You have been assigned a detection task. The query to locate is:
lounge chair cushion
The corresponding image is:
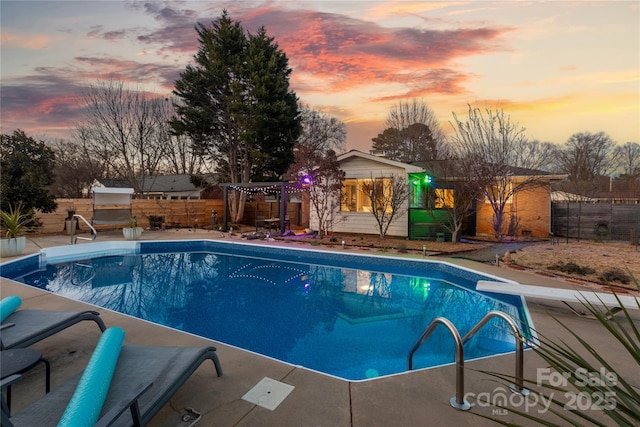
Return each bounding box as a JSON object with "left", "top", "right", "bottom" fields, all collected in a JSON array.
[
  {"left": 1, "top": 309, "right": 106, "bottom": 350},
  {"left": 0, "top": 296, "right": 22, "bottom": 323},
  {"left": 7, "top": 345, "right": 221, "bottom": 427},
  {"left": 58, "top": 327, "right": 125, "bottom": 427}
]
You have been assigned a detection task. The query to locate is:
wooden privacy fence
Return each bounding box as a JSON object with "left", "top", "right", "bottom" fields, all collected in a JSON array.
[
  {"left": 36, "top": 199, "right": 304, "bottom": 234},
  {"left": 551, "top": 202, "right": 640, "bottom": 243}
]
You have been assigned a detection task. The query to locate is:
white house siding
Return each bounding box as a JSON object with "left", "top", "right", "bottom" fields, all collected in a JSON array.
[
  {"left": 336, "top": 212, "right": 407, "bottom": 237},
  {"left": 309, "top": 152, "right": 422, "bottom": 238}
]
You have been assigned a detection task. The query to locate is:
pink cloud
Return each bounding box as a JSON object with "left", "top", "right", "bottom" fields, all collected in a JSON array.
[
  {"left": 2, "top": 3, "right": 514, "bottom": 143},
  {"left": 1, "top": 32, "right": 49, "bottom": 49},
  {"left": 134, "top": 5, "right": 511, "bottom": 98}
]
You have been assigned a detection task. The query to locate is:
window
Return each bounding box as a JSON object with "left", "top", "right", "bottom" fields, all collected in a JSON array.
[
  {"left": 341, "top": 179, "right": 358, "bottom": 211},
  {"left": 341, "top": 178, "right": 391, "bottom": 212},
  {"left": 434, "top": 189, "right": 454, "bottom": 209},
  {"left": 485, "top": 182, "right": 513, "bottom": 204},
  {"left": 359, "top": 179, "right": 373, "bottom": 212},
  {"left": 410, "top": 181, "right": 426, "bottom": 208},
  {"left": 410, "top": 183, "right": 455, "bottom": 209},
  {"left": 369, "top": 178, "right": 392, "bottom": 213}
]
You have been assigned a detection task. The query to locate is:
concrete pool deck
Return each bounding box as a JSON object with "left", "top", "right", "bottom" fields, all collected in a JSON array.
[{"left": 1, "top": 230, "right": 638, "bottom": 426}]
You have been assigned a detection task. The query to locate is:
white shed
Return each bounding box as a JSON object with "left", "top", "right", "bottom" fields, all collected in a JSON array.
[{"left": 91, "top": 187, "right": 134, "bottom": 225}]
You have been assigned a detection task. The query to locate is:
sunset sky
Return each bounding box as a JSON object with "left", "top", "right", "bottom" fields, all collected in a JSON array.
[{"left": 1, "top": 1, "right": 638, "bottom": 153}]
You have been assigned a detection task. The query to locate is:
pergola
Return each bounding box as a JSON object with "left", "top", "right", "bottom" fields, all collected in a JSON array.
[{"left": 220, "top": 182, "right": 292, "bottom": 234}]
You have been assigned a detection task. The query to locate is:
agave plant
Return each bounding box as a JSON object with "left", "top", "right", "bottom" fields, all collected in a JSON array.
[
  {"left": 0, "top": 203, "right": 32, "bottom": 239},
  {"left": 474, "top": 274, "right": 640, "bottom": 426}
]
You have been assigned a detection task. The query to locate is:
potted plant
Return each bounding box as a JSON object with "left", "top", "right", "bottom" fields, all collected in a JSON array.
[
  {"left": 65, "top": 205, "right": 78, "bottom": 234},
  {"left": 65, "top": 205, "right": 76, "bottom": 219},
  {"left": 0, "top": 204, "right": 31, "bottom": 257},
  {"left": 122, "top": 216, "right": 143, "bottom": 240}
]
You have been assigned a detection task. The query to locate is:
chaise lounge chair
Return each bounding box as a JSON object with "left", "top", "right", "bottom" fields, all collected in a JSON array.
[
  {"left": 1, "top": 327, "right": 223, "bottom": 427},
  {"left": 1, "top": 298, "right": 107, "bottom": 350}
]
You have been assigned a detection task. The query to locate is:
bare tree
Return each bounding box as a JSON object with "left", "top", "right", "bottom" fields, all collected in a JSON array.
[
  {"left": 295, "top": 104, "right": 345, "bottom": 154},
  {"left": 556, "top": 131, "right": 617, "bottom": 179},
  {"left": 286, "top": 105, "right": 346, "bottom": 236},
  {"left": 449, "top": 105, "right": 554, "bottom": 239},
  {"left": 50, "top": 136, "right": 105, "bottom": 197},
  {"left": 157, "top": 97, "right": 206, "bottom": 175},
  {"left": 77, "top": 79, "right": 169, "bottom": 195},
  {"left": 551, "top": 131, "right": 618, "bottom": 197},
  {"left": 419, "top": 160, "right": 482, "bottom": 242},
  {"left": 297, "top": 149, "right": 345, "bottom": 237},
  {"left": 613, "top": 142, "right": 640, "bottom": 176},
  {"left": 360, "top": 174, "right": 410, "bottom": 239},
  {"left": 372, "top": 98, "right": 449, "bottom": 162}
]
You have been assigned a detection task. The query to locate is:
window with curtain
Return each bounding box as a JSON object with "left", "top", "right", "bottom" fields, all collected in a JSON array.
[
  {"left": 341, "top": 178, "right": 394, "bottom": 212},
  {"left": 434, "top": 189, "right": 454, "bottom": 208},
  {"left": 341, "top": 178, "right": 392, "bottom": 212},
  {"left": 410, "top": 185, "right": 455, "bottom": 209}
]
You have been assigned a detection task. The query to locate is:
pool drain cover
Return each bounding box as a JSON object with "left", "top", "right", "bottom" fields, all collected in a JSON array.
[{"left": 242, "top": 377, "right": 295, "bottom": 411}]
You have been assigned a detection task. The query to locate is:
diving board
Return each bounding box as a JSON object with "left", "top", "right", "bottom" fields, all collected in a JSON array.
[{"left": 476, "top": 281, "right": 639, "bottom": 318}]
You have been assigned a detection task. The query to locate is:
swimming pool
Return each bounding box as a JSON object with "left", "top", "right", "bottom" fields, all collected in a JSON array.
[{"left": 1, "top": 240, "right": 534, "bottom": 381}]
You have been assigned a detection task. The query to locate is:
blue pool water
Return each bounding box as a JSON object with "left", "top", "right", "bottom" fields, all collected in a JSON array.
[{"left": 1, "top": 240, "right": 533, "bottom": 381}]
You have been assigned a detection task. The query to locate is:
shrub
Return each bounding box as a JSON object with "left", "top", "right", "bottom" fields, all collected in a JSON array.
[
  {"left": 0, "top": 203, "right": 32, "bottom": 238},
  {"left": 599, "top": 268, "right": 630, "bottom": 284},
  {"left": 548, "top": 261, "right": 595, "bottom": 276}
]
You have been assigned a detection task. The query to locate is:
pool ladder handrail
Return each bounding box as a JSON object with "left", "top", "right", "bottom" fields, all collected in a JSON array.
[
  {"left": 406, "top": 310, "right": 528, "bottom": 411},
  {"left": 71, "top": 262, "right": 95, "bottom": 286},
  {"left": 69, "top": 214, "right": 97, "bottom": 245},
  {"left": 407, "top": 317, "right": 470, "bottom": 410},
  {"left": 461, "top": 311, "right": 529, "bottom": 396}
]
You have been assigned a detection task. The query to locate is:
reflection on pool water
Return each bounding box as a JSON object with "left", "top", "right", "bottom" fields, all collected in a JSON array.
[{"left": 1, "top": 240, "right": 533, "bottom": 381}]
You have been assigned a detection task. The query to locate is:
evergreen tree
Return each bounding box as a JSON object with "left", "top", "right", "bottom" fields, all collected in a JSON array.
[
  {"left": 0, "top": 129, "right": 57, "bottom": 213},
  {"left": 172, "top": 11, "right": 300, "bottom": 222},
  {"left": 372, "top": 99, "right": 447, "bottom": 162}
]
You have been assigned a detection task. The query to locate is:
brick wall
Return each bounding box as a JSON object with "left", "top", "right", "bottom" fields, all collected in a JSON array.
[{"left": 475, "top": 184, "right": 551, "bottom": 238}]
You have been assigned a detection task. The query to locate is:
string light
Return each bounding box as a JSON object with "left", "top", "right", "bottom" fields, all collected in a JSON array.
[{"left": 228, "top": 184, "right": 310, "bottom": 194}]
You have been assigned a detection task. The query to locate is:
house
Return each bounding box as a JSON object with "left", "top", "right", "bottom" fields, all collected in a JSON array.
[
  {"left": 473, "top": 171, "right": 565, "bottom": 238},
  {"left": 315, "top": 150, "right": 423, "bottom": 237},
  {"left": 320, "top": 150, "right": 565, "bottom": 240},
  {"left": 93, "top": 174, "right": 219, "bottom": 200}
]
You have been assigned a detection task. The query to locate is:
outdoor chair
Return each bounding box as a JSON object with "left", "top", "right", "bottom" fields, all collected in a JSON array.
[
  {"left": 0, "top": 296, "right": 107, "bottom": 350},
  {"left": 1, "top": 326, "right": 223, "bottom": 427},
  {"left": 255, "top": 216, "right": 266, "bottom": 231}
]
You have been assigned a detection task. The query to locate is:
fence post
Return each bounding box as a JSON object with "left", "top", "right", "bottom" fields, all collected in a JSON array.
[
  {"left": 577, "top": 201, "right": 581, "bottom": 240},
  {"left": 565, "top": 201, "right": 569, "bottom": 243}
]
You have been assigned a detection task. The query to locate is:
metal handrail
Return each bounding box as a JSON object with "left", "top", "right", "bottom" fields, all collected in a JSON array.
[
  {"left": 70, "top": 214, "right": 97, "bottom": 244},
  {"left": 461, "top": 310, "right": 529, "bottom": 395},
  {"left": 407, "top": 311, "right": 529, "bottom": 411},
  {"left": 407, "top": 317, "right": 470, "bottom": 410},
  {"left": 70, "top": 262, "right": 95, "bottom": 286}
]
